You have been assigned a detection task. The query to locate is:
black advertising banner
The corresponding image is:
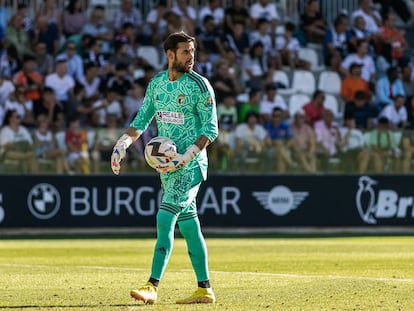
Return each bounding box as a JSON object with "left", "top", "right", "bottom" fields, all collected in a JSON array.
[{"left": 0, "top": 174, "right": 414, "bottom": 228}]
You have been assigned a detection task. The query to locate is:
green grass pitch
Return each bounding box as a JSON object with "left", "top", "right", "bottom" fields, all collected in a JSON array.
[{"left": 1, "top": 234, "right": 414, "bottom": 310}]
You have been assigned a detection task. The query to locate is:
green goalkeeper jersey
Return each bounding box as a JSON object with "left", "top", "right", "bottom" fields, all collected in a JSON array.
[{"left": 130, "top": 70, "right": 218, "bottom": 179}]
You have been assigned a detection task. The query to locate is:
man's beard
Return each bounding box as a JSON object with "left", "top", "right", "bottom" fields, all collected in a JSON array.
[{"left": 172, "top": 59, "right": 191, "bottom": 73}]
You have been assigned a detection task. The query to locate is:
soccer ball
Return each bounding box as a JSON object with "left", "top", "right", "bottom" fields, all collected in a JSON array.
[{"left": 144, "top": 136, "right": 177, "bottom": 170}]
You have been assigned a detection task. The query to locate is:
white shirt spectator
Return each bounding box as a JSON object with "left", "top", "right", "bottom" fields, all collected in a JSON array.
[
  {"left": 339, "top": 127, "right": 365, "bottom": 152},
  {"left": 341, "top": 53, "right": 376, "bottom": 82},
  {"left": 92, "top": 99, "right": 123, "bottom": 126},
  {"left": 275, "top": 35, "right": 301, "bottom": 56},
  {"left": 0, "top": 78, "right": 15, "bottom": 106},
  {"left": 78, "top": 76, "right": 101, "bottom": 100},
  {"left": 379, "top": 105, "right": 408, "bottom": 127},
  {"left": 249, "top": 31, "right": 273, "bottom": 55},
  {"left": 0, "top": 125, "right": 33, "bottom": 155},
  {"left": 199, "top": 5, "right": 224, "bottom": 27},
  {"left": 260, "top": 94, "right": 288, "bottom": 116},
  {"left": 145, "top": 8, "right": 167, "bottom": 37},
  {"left": 45, "top": 73, "right": 75, "bottom": 102},
  {"left": 235, "top": 123, "right": 268, "bottom": 142},
  {"left": 4, "top": 99, "right": 33, "bottom": 121},
  {"left": 351, "top": 8, "right": 381, "bottom": 35},
  {"left": 249, "top": 2, "right": 279, "bottom": 22}
]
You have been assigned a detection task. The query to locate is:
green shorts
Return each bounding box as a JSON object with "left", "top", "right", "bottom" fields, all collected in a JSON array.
[{"left": 159, "top": 161, "right": 203, "bottom": 221}]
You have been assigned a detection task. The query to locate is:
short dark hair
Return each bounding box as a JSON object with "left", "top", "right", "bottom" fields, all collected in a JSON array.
[{"left": 163, "top": 31, "right": 195, "bottom": 52}]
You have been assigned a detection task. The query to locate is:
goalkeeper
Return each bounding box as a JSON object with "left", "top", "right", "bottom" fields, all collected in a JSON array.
[{"left": 111, "top": 31, "right": 218, "bottom": 304}]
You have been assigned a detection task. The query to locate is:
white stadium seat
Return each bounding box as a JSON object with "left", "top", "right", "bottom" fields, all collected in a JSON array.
[
  {"left": 291, "top": 70, "right": 316, "bottom": 95},
  {"left": 318, "top": 70, "right": 342, "bottom": 95},
  {"left": 288, "top": 94, "right": 311, "bottom": 117},
  {"left": 324, "top": 94, "right": 342, "bottom": 119}
]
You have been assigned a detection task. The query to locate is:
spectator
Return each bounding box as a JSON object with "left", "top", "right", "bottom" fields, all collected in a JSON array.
[
  {"left": 375, "top": 66, "right": 405, "bottom": 109},
  {"left": 81, "top": 6, "right": 113, "bottom": 54},
  {"left": 35, "top": 0, "right": 63, "bottom": 36},
  {"left": 0, "top": 71, "right": 15, "bottom": 108},
  {"left": 341, "top": 39, "right": 376, "bottom": 83},
  {"left": 33, "top": 42, "right": 54, "bottom": 77},
  {"left": 314, "top": 109, "right": 342, "bottom": 172},
  {"left": 249, "top": 18, "right": 273, "bottom": 56},
  {"left": 91, "top": 87, "right": 123, "bottom": 127},
  {"left": 340, "top": 62, "right": 370, "bottom": 103},
  {"left": 222, "top": 21, "right": 250, "bottom": 59},
  {"left": 114, "top": 22, "right": 138, "bottom": 56},
  {"left": 45, "top": 58, "right": 75, "bottom": 106},
  {"left": 373, "top": 0, "right": 413, "bottom": 25},
  {"left": 5, "top": 13, "right": 30, "bottom": 57},
  {"left": 195, "top": 49, "right": 214, "bottom": 78},
  {"left": 0, "top": 109, "right": 38, "bottom": 173},
  {"left": 123, "top": 80, "right": 144, "bottom": 126},
  {"left": 359, "top": 116, "right": 398, "bottom": 173},
  {"left": 4, "top": 85, "right": 35, "bottom": 128},
  {"left": 33, "top": 113, "right": 71, "bottom": 174},
  {"left": 196, "top": 15, "right": 224, "bottom": 63},
  {"left": 33, "top": 87, "right": 64, "bottom": 131},
  {"left": 263, "top": 107, "right": 295, "bottom": 173},
  {"left": 62, "top": 0, "right": 88, "bottom": 38},
  {"left": 259, "top": 82, "right": 288, "bottom": 122},
  {"left": 378, "top": 94, "right": 408, "bottom": 129},
  {"left": 57, "top": 41, "right": 84, "bottom": 82},
  {"left": 0, "top": 44, "right": 22, "bottom": 79},
  {"left": 348, "top": 15, "right": 378, "bottom": 55},
  {"left": 351, "top": 0, "right": 382, "bottom": 35},
  {"left": 172, "top": 0, "right": 197, "bottom": 28},
  {"left": 338, "top": 113, "right": 365, "bottom": 172},
  {"left": 199, "top": 0, "right": 225, "bottom": 28},
  {"left": 77, "top": 62, "right": 102, "bottom": 106},
  {"left": 65, "top": 114, "right": 90, "bottom": 174},
  {"left": 300, "top": 0, "right": 327, "bottom": 44},
  {"left": 164, "top": 10, "right": 194, "bottom": 38},
  {"left": 113, "top": 0, "right": 142, "bottom": 36},
  {"left": 145, "top": 0, "right": 168, "bottom": 46},
  {"left": 65, "top": 83, "right": 93, "bottom": 127},
  {"left": 291, "top": 109, "right": 317, "bottom": 173},
  {"left": 275, "top": 21, "right": 310, "bottom": 71},
  {"left": 249, "top": 0, "right": 279, "bottom": 41},
  {"left": 29, "top": 15, "right": 60, "bottom": 56},
  {"left": 135, "top": 64, "right": 156, "bottom": 90},
  {"left": 210, "top": 59, "right": 242, "bottom": 104},
  {"left": 234, "top": 111, "right": 268, "bottom": 171},
  {"left": 13, "top": 54, "right": 43, "bottom": 105},
  {"left": 16, "top": 3, "right": 33, "bottom": 31},
  {"left": 323, "top": 13, "right": 351, "bottom": 72},
  {"left": 344, "top": 90, "right": 377, "bottom": 130},
  {"left": 224, "top": 0, "right": 250, "bottom": 33},
  {"left": 106, "top": 62, "right": 133, "bottom": 100},
  {"left": 303, "top": 90, "right": 325, "bottom": 127},
  {"left": 241, "top": 41, "right": 272, "bottom": 90},
  {"left": 83, "top": 38, "right": 109, "bottom": 75},
  {"left": 238, "top": 88, "right": 261, "bottom": 124}
]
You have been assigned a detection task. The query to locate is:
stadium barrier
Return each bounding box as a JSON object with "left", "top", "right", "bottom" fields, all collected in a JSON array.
[{"left": 0, "top": 174, "right": 413, "bottom": 228}]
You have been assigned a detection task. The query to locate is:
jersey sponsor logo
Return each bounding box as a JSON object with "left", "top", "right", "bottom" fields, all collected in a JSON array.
[
  {"left": 177, "top": 94, "right": 185, "bottom": 105},
  {"left": 157, "top": 111, "right": 184, "bottom": 124},
  {"left": 253, "top": 186, "right": 308, "bottom": 215},
  {"left": 356, "top": 175, "right": 414, "bottom": 224}
]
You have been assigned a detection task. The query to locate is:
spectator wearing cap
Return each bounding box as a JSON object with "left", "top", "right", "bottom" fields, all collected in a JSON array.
[
  {"left": 378, "top": 94, "right": 408, "bottom": 129},
  {"left": 13, "top": 54, "right": 43, "bottom": 104},
  {"left": 57, "top": 41, "right": 84, "bottom": 82},
  {"left": 376, "top": 66, "right": 405, "bottom": 109},
  {"left": 344, "top": 90, "right": 377, "bottom": 130},
  {"left": 340, "top": 62, "right": 370, "bottom": 103},
  {"left": 45, "top": 57, "right": 75, "bottom": 106},
  {"left": 260, "top": 82, "right": 288, "bottom": 123}
]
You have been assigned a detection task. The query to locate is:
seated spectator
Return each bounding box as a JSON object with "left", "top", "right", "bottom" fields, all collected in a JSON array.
[
  {"left": 57, "top": 40, "right": 84, "bottom": 82},
  {"left": 263, "top": 107, "right": 296, "bottom": 173},
  {"left": 249, "top": 18, "right": 272, "bottom": 56},
  {"left": 275, "top": 21, "right": 310, "bottom": 70},
  {"left": 77, "top": 62, "right": 102, "bottom": 105},
  {"left": 196, "top": 15, "right": 224, "bottom": 63},
  {"left": 91, "top": 87, "right": 123, "bottom": 127},
  {"left": 0, "top": 71, "right": 15, "bottom": 108},
  {"left": 259, "top": 82, "right": 288, "bottom": 122},
  {"left": 199, "top": 0, "right": 225, "bottom": 28},
  {"left": 224, "top": 0, "right": 250, "bottom": 33},
  {"left": 83, "top": 38, "right": 110, "bottom": 76},
  {"left": 0, "top": 44, "right": 22, "bottom": 79},
  {"left": 35, "top": 0, "right": 63, "bottom": 36},
  {"left": 91, "top": 113, "right": 124, "bottom": 173},
  {"left": 4, "top": 85, "right": 35, "bottom": 128},
  {"left": 300, "top": 0, "right": 327, "bottom": 44},
  {"left": 113, "top": 0, "right": 142, "bottom": 36},
  {"left": 344, "top": 90, "right": 377, "bottom": 130},
  {"left": 378, "top": 94, "right": 408, "bottom": 129},
  {"left": 172, "top": 0, "right": 197, "bottom": 30},
  {"left": 65, "top": 114, "right": 90, "bottom": 174},
  {"left": 340, "top": 62, "right": 370, "bottom": 103},
  {"left": 249, "top": 0, "right": 279, "bottom": 40},
  {"left": 33, "top": 114, "right": 71, "bottom": 174},
  {"left": 5, "top": 13, "right": 30, "bottom": 57},
  {"left": 351, "top": 0, "right": 382, "bottom": 35},
  {"left": 105, "top": 62, "right": 133, "bottom": 100},
  {"left": 222, "top": 21, "right": 250, "bottom": 59},
  {"left": 348, "top": 15, "right": 377, "bottom": 55},
  {"left": 238, "top": 88, "right": 261, "bottom": 124},
  {"left": 62, "top": 0, "right": 88, "bottom": 38},
  {"left": 314, "top": 109, "right": 342, "bottom": 171},
  {"left": 341, "top": 39, "right": 376, "bottom": 83},
  {"left": 45, "top": 57, "right": 75, "bottom": 106},
  {"left": 303, "top": 90, "right": 325, "bottom": 127},
  {"left": 164, "top": 10, "right": 194, "bottom": 38},
  {"left": 29, "top": 15, "right": 59, "bottom": 56},
  {"left": 359, "top": 117, "right": 398, "bottom": 173},
  {"left": 0, "top": 109, "right": 38, "bottom": 173},
  {"left": 376, "top": 66, "right": 405, "bottom": 109},
  {"left": 145, "top": 0, "right": 168, "bottom": 46},
  {"left": 111, "top": 34, "right": 135, "bottom": 70},
  {"left": 241, "top": 41, "right": 273, "bottom": 90},
  {"left": 33, "top": 42, "right": 54, "bottom": 77},
  {"left": 33, "top": 87, "right": 64, "bottom": 131},
  {"left": 13, "top": 54, "right": 43, "bottom": 105},
  {"left": 210, "top": 59, "right": 243, "bottom": 104},
  {"left": 338, "top": 113, "right": 365, "bottom": 172},
  {"left": 323, "top": 13, "right": 351, "bottom": 72},
  {"left": 81, "top": 6, "right": 113, "bottom": 54},
  {"left": 379, "top": 11, "right": 409, "bottom": 67},
  {"left": 234, "top": 111, "right": 268, "bottom": 172},
  {"left": 195, "top": 50, "right": 214, "bottom": 78},
  {"left": 291, "top": 109, "right": 317, "bottom": 173}
]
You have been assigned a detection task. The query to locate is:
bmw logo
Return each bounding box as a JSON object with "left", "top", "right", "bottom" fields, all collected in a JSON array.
[{"left": 27, "top": 183, "right": 61, "bottom": 220}]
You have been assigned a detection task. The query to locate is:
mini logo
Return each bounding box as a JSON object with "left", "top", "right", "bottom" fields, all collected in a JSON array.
[
  {"left": 206, "top": 95, "right": 213, "bottom": 106},
  {"left": 356, "top": 176, "right": 377, "bottom": 224},
  {"left": 253, "top": 186, "right": 309, "bottom": 215},
  {"left": 27, "top": 183, "right": 61, "bottom": 220},
  {"left": 177, "top": 94, "right": 185, "bottom": 105}
]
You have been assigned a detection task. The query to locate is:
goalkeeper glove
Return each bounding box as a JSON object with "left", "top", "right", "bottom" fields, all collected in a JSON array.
[
  {"left": 156, "top": 144, "right": 200, "bottom": 174},
  {"left": 111, "top": 134, "right": 132, "bottom": 175}
]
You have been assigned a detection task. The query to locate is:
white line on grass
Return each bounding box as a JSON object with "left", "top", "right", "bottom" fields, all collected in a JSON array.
[{"left": 2, "top": 263, "right": 414, "bottom": 284}]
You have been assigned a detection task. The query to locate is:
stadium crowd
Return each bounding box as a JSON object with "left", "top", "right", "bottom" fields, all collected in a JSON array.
[{"left": 1, "top": 0, "right": 414, "bottom": 174}]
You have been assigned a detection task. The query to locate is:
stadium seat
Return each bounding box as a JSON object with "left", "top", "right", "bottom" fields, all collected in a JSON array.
[
  {"left": 324, "top": 94, "right": 342, "bottom": 119},
  {"left": 298, "top": 47, "right": 325, "bottom": 72},
  {"left": 288, "top": 94, "right": 311, "bottom": 117},
  {"left": 291, "top": 70, "right": 316, "bottom": 95},
  {"left": 318, "top": 71, "right": 342, "bottom": 95},
  {"left": 136, "top": 46, "right": 164, "bottom": 70}
]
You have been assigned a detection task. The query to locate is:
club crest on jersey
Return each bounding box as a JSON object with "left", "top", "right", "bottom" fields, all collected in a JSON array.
[
  {"left": 177, "top": 94, "right": 185, "bottom": 105},
  {"left": 206, "top": 95, "right": 213, "bottom": 106}
]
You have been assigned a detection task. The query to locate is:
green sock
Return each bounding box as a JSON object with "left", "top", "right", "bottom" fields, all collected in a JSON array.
[
  {"left": 150, "top": 209, "right": 178, "bottom": 280},
  {"left": 178, "top": 217, "right": 209, "bottom": 282}
]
